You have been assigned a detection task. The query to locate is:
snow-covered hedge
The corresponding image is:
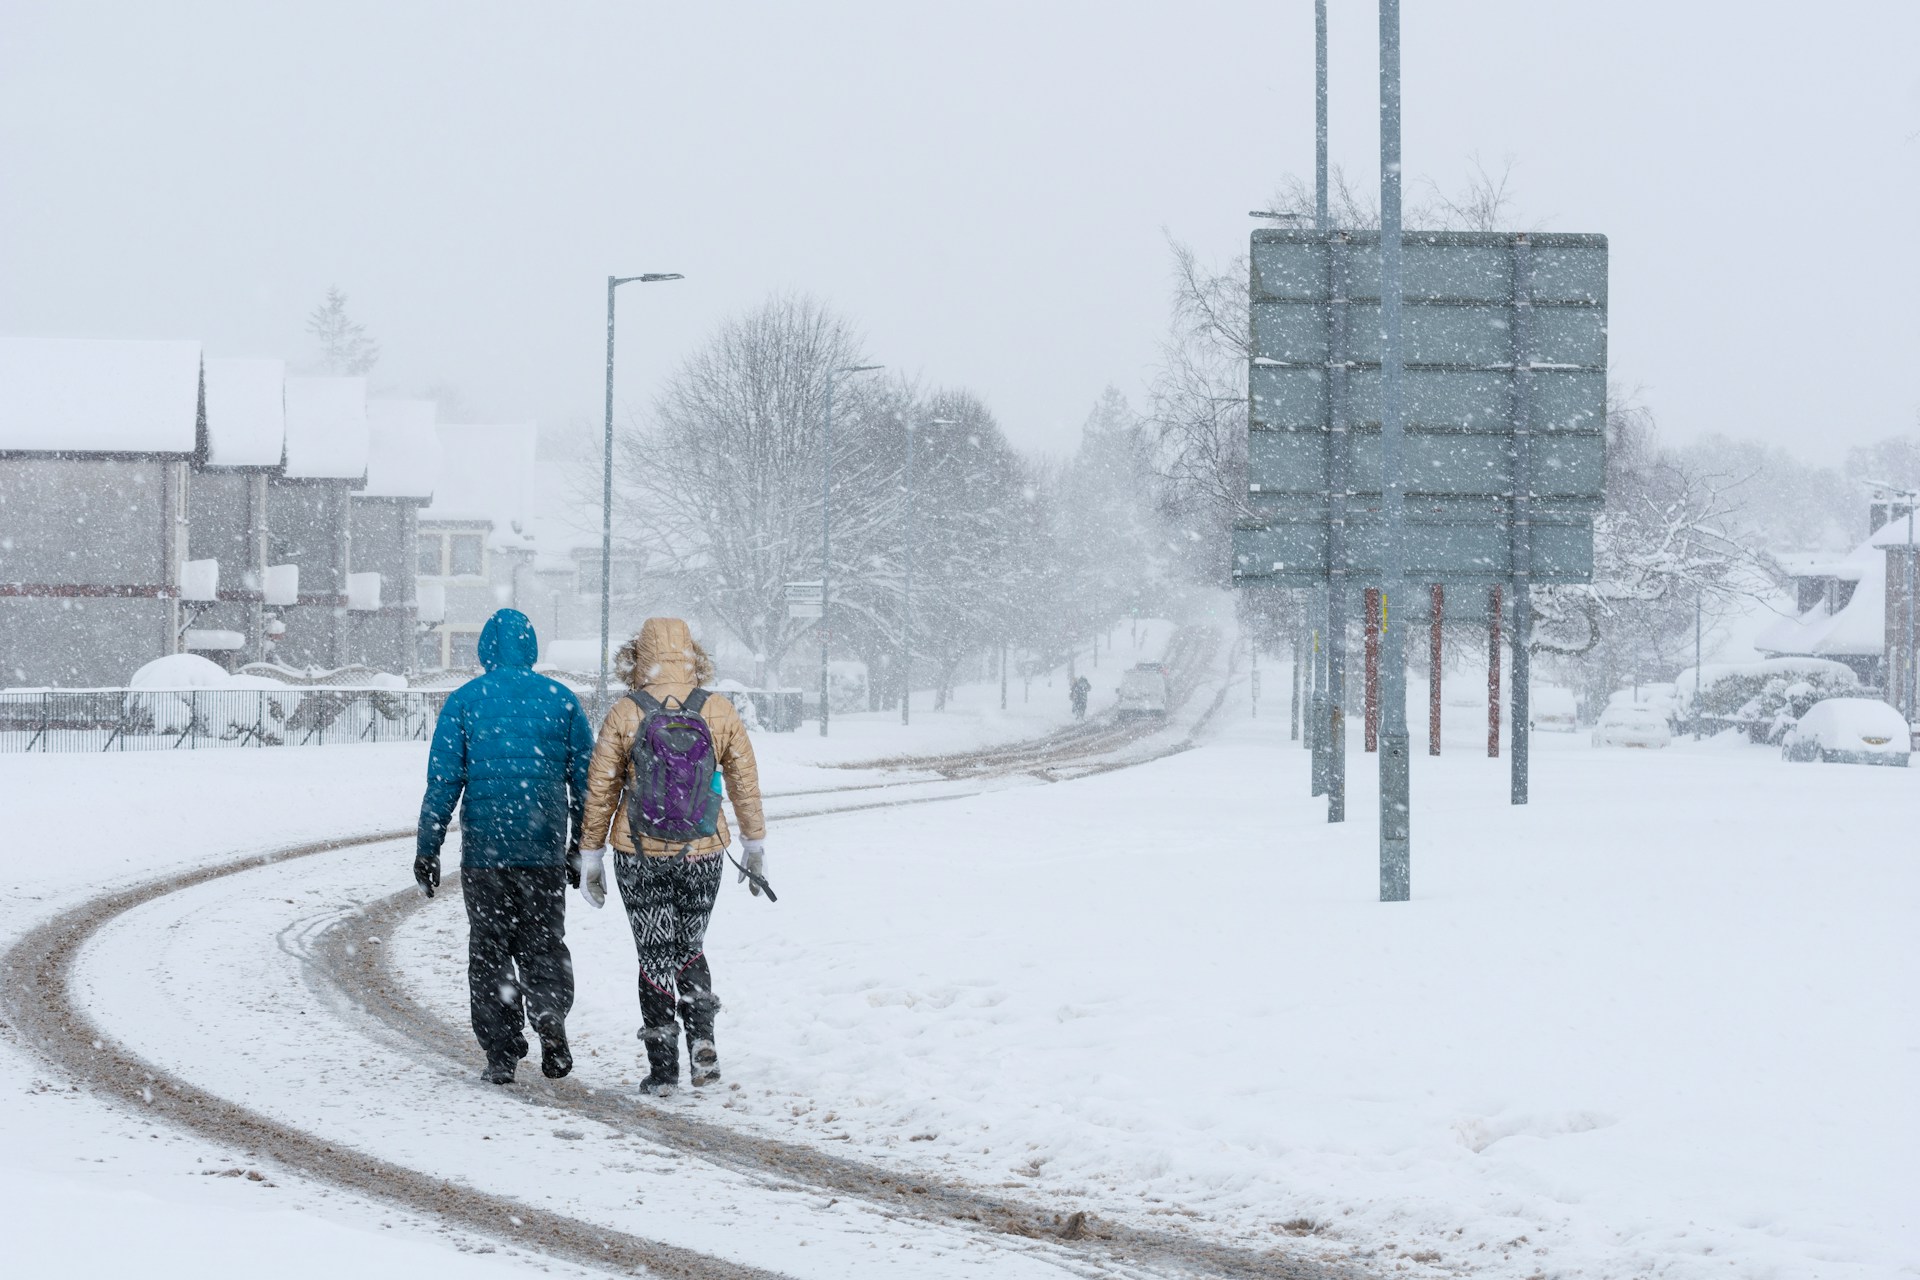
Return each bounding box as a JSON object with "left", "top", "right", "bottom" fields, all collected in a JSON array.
[{"left": 1675, "top": 657, "right": 1860, "bottom": 744}]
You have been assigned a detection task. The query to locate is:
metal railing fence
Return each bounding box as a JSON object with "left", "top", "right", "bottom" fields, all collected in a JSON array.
[{"left": 0, "top": 688, "right": 449, "bottom": 753}]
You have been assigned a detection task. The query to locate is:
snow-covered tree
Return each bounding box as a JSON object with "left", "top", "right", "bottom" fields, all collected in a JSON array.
[
  {"left": 1529, "top": 395, "right": 1753, "bottom": 705},
  {"left": 1053, "top": 388, "right": 1170, "bottom": 639}
]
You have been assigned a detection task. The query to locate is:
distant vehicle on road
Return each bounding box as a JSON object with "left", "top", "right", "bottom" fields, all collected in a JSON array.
[
  {"left": 1116, "top": 663, "right": 1169, "bottom": 719},
  {"left": 1780, "top": 698, "right": 1911, "bottom": 766},
  {"left": 1592, "top": 702, "right": 1672, "bottom": 749}
]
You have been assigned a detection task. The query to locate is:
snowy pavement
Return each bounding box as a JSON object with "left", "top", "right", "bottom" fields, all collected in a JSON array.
[{"left": 3, "top": 651, "right": 1916, "bottom": 1277}]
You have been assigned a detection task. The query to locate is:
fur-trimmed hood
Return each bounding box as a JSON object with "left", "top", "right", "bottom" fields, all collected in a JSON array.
[{"left": 616, "top": 617, "right": 715, "bottom": 691}]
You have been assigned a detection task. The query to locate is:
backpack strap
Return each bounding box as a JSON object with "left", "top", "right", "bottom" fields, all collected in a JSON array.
[
  {"left": 682, "top": 688, "right": 711, "bottom": 716},
  {"left": 627, "top": 689, "right": 664, "bottom": 715}
]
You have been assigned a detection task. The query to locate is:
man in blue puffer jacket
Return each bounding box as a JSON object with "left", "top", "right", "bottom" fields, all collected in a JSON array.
[{"left": 417, "top": 608, "right": 595, "bottom": 1084}]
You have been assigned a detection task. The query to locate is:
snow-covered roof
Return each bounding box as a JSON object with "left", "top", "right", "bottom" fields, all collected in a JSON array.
[
  {"left": 1771, "top": 551, "right": 1863, "bottom": 583},
  {"left": 421, "top": 423, "right": 538, "bottom": 550},
  {"left": 1756, "top": 531, "right": 1902, "bottom": 659},
  {"left": 0, "top": 336, "right": 202, "bottom": 455},
  {"left": 525, "top": 457, "right": 604, "bottom": 571},
  {"left": 360, "top": 399, "right": 442, "bottom": 500},
  {"left": 201, "top": 357, "right": 285, "bottom": 468},
  {"left": 282, "top": 376, "right": 369, "bottom": 480}
]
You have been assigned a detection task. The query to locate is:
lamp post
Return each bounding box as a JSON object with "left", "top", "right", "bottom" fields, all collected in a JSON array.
[
  {"left": 902, "top": 416, "right": 959, "bottom": 726},
  {"left": 818, "top": 363, "right": 883, "bottom": 737},
  {"left": 599, "top": 272, "right": 682, "bottom": 720}
]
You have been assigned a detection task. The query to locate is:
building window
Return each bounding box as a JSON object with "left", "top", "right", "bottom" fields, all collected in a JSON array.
[
  {"left": 449, "top": 534, "right": 484, "bottom": 577},
  {"left": 447, "top": 628, "right": 482, "bottom": 670},
  {"left": 417, "top": 535, "right": 442, "bottom": 575}
]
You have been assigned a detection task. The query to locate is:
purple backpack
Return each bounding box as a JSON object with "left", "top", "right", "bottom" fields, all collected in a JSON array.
[{"left": 624, "top": 688, "right": 724, "bottom": 845}]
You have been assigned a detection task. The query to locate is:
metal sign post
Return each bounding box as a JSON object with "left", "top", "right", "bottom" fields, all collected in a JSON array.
[
  {"left": 1377, "top": 0, "right": 1412, "bottom": 900},
  {"left": 1234, "top": 230, "right": 1605, "bottom": 893},
  {"left": 1237, "top": 0, "right": 1603, "bottom": 895}
]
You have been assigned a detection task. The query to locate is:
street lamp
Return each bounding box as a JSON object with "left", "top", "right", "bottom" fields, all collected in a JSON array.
[
  {"left": 902, "top": 416, "right": 959, "bottom": 726},
  {"left": 818, "top": 363, "right": 883, "bottom": 737},
  {"left": 599, "top": 272, "right": 682, "bottom": 720}
]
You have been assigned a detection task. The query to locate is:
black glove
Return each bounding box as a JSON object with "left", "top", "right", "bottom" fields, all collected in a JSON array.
[
  {"left": 565, "top": 843, "right": 582, "bottom": 889},
  {"left": 414, "top": 853, "right": 440, "bottom": 899}
]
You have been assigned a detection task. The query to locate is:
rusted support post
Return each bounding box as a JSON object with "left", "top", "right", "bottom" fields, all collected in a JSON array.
[
  {"left": 1363, "top": 586, "right": 1381, "bottom": 752},
  {"left": 1429, "top": 583, "right": 1443, "bottom": 755},
  {"left": 1488, "top": 583, "right": 1502, "bottom": 758}
]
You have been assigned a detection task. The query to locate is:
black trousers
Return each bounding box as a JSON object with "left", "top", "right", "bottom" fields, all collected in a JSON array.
[
  {"left": 614, "top": 851, "right": 722, "bottom": 1045},
  {"left": 461, "top": 866, "right": 574, "bottom": 1060}
]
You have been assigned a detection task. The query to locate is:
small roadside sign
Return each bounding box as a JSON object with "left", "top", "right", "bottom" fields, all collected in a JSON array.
[{"left": 786, "top": 580, "right": 824, "bottom": 620}]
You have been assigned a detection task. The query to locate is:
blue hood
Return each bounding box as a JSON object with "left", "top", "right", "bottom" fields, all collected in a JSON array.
[{"left": 477, "top": 609, "right": 539, "bottom": 671}]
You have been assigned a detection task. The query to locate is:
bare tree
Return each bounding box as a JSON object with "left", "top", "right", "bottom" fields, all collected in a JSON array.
[
  {"left": 1146, "top": 240, "right": 1251, "bottom": 582},
  {"left": 614, "top": 294, "right": 895, "bottom": 672}
]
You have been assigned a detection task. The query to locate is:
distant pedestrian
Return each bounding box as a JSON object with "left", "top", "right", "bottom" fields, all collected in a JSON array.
[
  {"left": 416, "top": 609, "right": 594, "bottom": 1085},
  {"left": 1070, "top": 674, "right": 1091, "bottom": 720},
  {"left": 576, "top": 617, "right": 767, "bottom": 1096}
]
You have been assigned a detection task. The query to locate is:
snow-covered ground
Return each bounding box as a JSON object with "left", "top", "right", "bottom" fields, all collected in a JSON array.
[{"left": 3, "top": 649, "right": 1915, "bottom": 1277}]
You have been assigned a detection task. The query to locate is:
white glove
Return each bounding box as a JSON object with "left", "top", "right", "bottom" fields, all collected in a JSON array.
[
  {"left": 739, "top": 840, "right": 766, "bottom": 897},
  {"left": 578, "top": 848, "right": 607, "bottom": 909}
]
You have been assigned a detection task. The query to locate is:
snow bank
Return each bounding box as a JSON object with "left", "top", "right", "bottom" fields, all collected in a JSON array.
[{"left": 0, "top": 336, "right": 201, "bottom": 454}]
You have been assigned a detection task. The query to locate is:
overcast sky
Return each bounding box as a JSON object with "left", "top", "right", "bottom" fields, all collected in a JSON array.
[{"left": 3, "top": 2, "right": 1916, "bottom": 461}]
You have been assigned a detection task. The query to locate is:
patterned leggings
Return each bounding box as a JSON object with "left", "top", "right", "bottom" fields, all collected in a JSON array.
[{"left": 614, "top": 850, "right": 723, "bottom": 1040}]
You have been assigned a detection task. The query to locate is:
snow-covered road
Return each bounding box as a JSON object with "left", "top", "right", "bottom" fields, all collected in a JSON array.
[{"left": 3, "top": 636, "right": 1914, "bottom": 1278}]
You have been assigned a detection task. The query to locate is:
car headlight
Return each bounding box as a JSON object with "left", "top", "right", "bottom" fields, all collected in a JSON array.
[{"left": 1861, "top": 735, "right": 1891, "bottom": 746}]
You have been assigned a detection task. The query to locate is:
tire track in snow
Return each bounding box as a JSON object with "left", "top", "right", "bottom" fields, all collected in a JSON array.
[
  {"left": 0, "top": 833, "right": 783, "bottom": 1280},
  {"left": 3, "top": 630, "right": 1356, "bottom": 1278}
]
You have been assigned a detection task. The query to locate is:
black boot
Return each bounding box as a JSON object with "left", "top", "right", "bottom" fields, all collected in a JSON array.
[
  {"left": 484, "top": 1051, "right": 517, "bottom": 1085},
  {"left": 638, "top": 1024, "right": 679, "bottom": 1095},
  {"left": 535, "top": 1018, "right": 572, "bottom": 1079}
]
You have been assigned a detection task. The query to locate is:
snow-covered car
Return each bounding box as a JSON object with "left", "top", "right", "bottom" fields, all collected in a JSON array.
[
  {"left": 1591, "top": 703, "right": 1672, "bottom": 749},
  {"left": 1780, "top": 698, "right": 1912, "bottom": 766},
  {"left": 1116, "top": 663, "right": 1169, "bottom": 718},
  {"left": 1531, "top": 685, "right": 1579, "bottom": 732},
  {"left": 1606, "top": 683, "right": 1680, "bottom": 726}
]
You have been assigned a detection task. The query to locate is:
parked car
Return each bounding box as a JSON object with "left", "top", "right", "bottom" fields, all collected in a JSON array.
[
  {"left": 1592, "top": 702, "right": 1672, "bottom": 749},
  {"left": 1531, "top": 685, "right": 1579, "bottom": 732},
  {"left": 1780, "top": 698, "right": 1911, "bottom": 766},
  {"left": 1116, "top": 663, "right": 1170, "bottom": 718},
  {"left": 1607, "top": 682, "right": 1680, "bottom": 721}
]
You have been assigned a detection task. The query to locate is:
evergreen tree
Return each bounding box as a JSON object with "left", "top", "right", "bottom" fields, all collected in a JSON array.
[{"left": 306, "top": 286, "right": 381, "bottom": 375}]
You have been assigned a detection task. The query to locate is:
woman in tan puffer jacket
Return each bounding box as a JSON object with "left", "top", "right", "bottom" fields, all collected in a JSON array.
[{"left": 576, "top": 617, "right": 766, "bottom": 1094}]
